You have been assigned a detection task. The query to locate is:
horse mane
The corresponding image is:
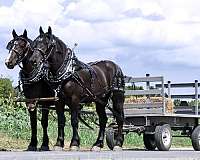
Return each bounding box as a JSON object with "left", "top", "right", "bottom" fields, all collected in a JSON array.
[
  {"left": 33, "top": 33, "right": 68, "bottom": 55},
  {"left": 52, "top": 35, "right": 68, "bottom": 55}
]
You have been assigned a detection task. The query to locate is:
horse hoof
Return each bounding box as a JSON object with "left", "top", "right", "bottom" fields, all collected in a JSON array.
[
  {"left": 39, "top": 146, "right": 49, "bottom": 151},
  {"left": 113, "top": 146, "right": 122, "bottom": 151},
  {"left": 26, "top": 146, "right": 37, "bottom": 151},
  {"left": 53, "top": 146, "right": 64, "bottom": 151},
  {"left": 91, "top": 146, "right": 101, "bottom": 152},
  {"left": 70, "top": 146, "right": 80, "bottom": 151}
]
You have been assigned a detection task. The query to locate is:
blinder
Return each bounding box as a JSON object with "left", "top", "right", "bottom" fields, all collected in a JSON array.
[
  {"left": 11, "top": 37, "right": 31, "bottom": 64},
  {"left": 6, "top": 39, "right": 14, "bottom": 50},
  {"left": 34, "top": 37, "right": 56, "bottom": 62}
]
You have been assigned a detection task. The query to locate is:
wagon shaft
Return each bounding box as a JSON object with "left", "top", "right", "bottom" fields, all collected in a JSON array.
[{"left": 14, "top": 97, "right": 59, "bottom": 102}]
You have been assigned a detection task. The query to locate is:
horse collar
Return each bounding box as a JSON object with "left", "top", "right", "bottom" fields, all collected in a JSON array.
[{"left": 20, "top": 62, "right": 44, "bottom": 85}]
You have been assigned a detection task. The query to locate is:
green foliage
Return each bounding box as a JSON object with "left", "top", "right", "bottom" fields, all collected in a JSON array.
[
  {"left": 0, "top": 77, "right": 14, "bottom": 98},
  {"left": 0, "top": 98, "right": 30, "bottom": 139},
  {"left": 174, "top": 99, "right": 181, "bottom": 106},
  {"left": 0, "top": 97, "right": 193, "bottom": 150},
  {"left": 188, "top": 100, "right": 200, "bottom": 107},
  {"left": 174, "top": 99, "right": 200, "bottom": 107},
  {"left": 0, "top": 97, "right": 98, "bottom": 148}
]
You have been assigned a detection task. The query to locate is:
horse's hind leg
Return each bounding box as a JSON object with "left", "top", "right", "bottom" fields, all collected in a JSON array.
[
  {"left": 112, "top": 90, "right": 124, "bottom": 150},
  {"left": 27, "top": 108, "right": 37, "bottom": 151},
  {"left": 40, "top": 106, "right": 49, "bottom": 151},
  {"left": 91, "top": 100, "right": 108, "bottom": 151}
]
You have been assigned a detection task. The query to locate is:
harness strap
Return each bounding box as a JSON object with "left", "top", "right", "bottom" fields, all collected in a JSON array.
[{"left": 71, "top": 73, "right": 128, "bottom": 124}]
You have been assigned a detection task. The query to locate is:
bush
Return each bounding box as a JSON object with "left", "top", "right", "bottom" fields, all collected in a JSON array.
[
  {"left": 0, "top": 77, "right": 14, "bottom": 98},
  {"left": 0, "top": 98, "right": 30, "bottom": 139}
]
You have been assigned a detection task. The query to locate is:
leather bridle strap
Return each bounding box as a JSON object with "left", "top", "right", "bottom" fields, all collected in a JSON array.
[{"left": 34, "top": 42, "right": 55, "bottom": 62}]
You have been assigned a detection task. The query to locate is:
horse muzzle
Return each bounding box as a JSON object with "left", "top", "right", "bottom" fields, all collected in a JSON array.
[{"left": 5, "top": 61, "right": 14, "bottom": 69}]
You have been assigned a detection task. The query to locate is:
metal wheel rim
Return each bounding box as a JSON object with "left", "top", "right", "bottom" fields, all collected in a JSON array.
[
  {"left": 198, "top": 132, "right": 200, "bottom": 146},
  {"left": 162, "top": 128, "right": 171, "bottom": 146}
]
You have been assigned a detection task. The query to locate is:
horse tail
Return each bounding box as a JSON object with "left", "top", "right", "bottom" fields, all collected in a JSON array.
[
  {"left": 112, "top": 65, "right": 125, "bottom": 92},
  {"left": 111, "top": 64, "right": 125, "bottom": 133}
]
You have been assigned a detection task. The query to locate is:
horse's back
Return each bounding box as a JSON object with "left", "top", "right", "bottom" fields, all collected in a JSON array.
[{"left": 90, "top": 60, "right": 124, "bottom": 91}]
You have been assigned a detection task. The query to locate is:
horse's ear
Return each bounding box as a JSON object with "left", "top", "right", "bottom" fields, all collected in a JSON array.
[
  {"left": 12, "top": 29, "right": 18, "bottom": 38},
  {"left": 48, "top": 26, "right": 52, "bottom": 35},
  {"left": 39, "top": 26, "right": 44, "bottom": 35},
  {"left": 23, "top": 29, "right": 27, "bottom": 38}
]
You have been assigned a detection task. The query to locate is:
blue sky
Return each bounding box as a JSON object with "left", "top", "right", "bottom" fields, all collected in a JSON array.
[{"left": 1, "top": 0, "right": 200, "bottom": 86}]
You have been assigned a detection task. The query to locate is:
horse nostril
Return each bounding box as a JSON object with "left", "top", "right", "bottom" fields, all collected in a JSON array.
[
  {"left": 5, "top": 61, "right": 9, "bottom": 66},
  {"left": 5, "top": 62, "right": 14, "bottom": 69}
]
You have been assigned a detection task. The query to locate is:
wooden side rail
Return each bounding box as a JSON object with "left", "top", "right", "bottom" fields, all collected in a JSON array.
[
  {"left": 125, "top": 89, "right": 162, "bottom": 96},
  {"left": 156, "top": 80, "right": 199, "bottom": 115}
]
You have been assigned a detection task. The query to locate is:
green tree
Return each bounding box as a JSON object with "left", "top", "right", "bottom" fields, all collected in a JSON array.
[
  {"left": 0, "top": 77, "right": 14, "bottom": 98},
  {"left": 173, "top": 99, "right": 181, "bottom": 106}
]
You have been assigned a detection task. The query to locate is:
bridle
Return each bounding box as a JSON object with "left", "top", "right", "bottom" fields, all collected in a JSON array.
[
  {"left": 7, "top": 37, "right": 44, "bottom": 84},
  {"left": 33, "top": 36, "right": 75, "bottom": 86},
  {"left": 7, "top": 37, "right": 32, "bottom": 69},
  {"left": 33, "top": 38, "right": 56, "bottom": 64}
]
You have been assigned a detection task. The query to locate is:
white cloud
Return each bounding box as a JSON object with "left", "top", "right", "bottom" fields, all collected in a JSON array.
[
  {"left": 1, "top": 0, "right": 200, "bottom": 83},
  {"left": 0, "top": 0, "right": 64, "bottom": 29},
  {"left": 64, "top": 0, "right": 116, "bottom": 22}
]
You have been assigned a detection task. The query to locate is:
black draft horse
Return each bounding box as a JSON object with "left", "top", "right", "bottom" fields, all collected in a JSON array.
[
  {"left": 5, "top": 30, "right": 66, "bottom": 151},
  {"left": 29, "top": 26, "right": 125, "bottom": 151}
]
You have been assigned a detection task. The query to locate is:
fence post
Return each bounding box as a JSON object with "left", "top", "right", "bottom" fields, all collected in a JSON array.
[
  {"left": 162, "top": 77, "right": 166, "bottom": 114},
  {"left": 195, "top": 80, "right": 198, "bottom": 115},
  {"left": 146, "top": 74, "right": 150, "bottom": 90},
  {"left": 145, "top": 74, "right": 151, "bottom": 109},
  {"left": 168, "top": 81, "right": 171, "bottom": 99},
  {"left": 146, "top": 74, "right": 150, "bottom": 102}
]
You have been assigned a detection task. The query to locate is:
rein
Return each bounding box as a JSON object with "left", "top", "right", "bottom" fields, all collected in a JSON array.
[{"left": 18, "top": 46, "right": 31, "bottom": 70}]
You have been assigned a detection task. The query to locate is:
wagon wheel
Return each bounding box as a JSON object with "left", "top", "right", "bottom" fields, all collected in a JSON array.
[
  {"left": 154, "top": 124, "right": 172, "bottom": 151},
  {"left": 143, "top": 133, "right": 156, "bottom": 150},
  {"left": 191, "top": 125, "right": 200, "bottom": 151}
]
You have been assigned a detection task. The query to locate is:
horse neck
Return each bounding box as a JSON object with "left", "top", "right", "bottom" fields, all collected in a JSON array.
[
  {"left": 49, "top": 51, "right": 66, "bottom": 74},
  {"left": 21, "top": 50, "right": 35, "bottom": 73}
]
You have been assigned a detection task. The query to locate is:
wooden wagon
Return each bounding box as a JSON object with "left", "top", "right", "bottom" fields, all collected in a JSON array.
[{"left": 106, "top": 74, "right": 200, "bottom": 151}]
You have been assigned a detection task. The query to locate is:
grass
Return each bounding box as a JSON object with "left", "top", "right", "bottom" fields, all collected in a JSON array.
[
  {"left": 0, "top": 122, "right": 193, "bottom": 151},
  {"left": 0, "top": 132, "right": 29, "bottom": 151},
  {"left": 0, "top": 98, "right": 194, "bottom": 150},
  {"left": 0, "top": 131, "right": 193, "bottom": 151}
]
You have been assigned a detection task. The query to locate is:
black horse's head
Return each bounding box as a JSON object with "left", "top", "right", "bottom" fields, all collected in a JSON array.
[
  {"left": 5, "top": 29, "right": 32, "bottom": 69},
  {"left": 30, "top": 26, "right": 69, "bottom": 73},
  {"left": 30, "top": 26, "right": 56, "bottom": 66}
]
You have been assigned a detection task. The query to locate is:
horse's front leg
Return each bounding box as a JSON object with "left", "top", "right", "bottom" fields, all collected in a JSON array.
[
  {"left": 91, "top": 101, "right": 108, "bottom": 151},
  {"left": 39, "top": 106, "right": 49, "bottom": 151},
  {"left": 69, "top": 103, "right": 80, "bottom": 151},
  {"left": 54, "top": 101, "right": 66, "bottom": 151},
  {"left": 27, "top": 107, "right": 37, "bottom": 151}
]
